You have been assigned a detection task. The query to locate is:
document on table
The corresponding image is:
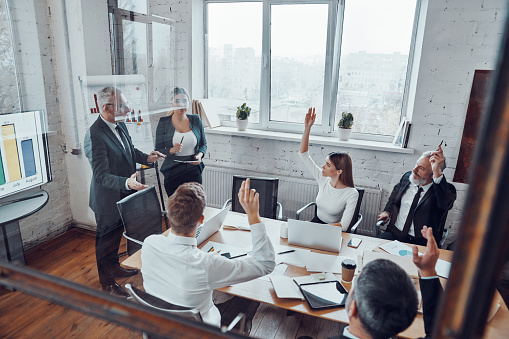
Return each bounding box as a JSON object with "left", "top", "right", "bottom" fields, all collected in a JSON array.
[
  {"left": 275, "top": 245, "right": 310, "bottom": 267},
  {"left": 201, "top": 241, "right": 247, "bottom": 258},
  {"left": 379, "top": 240, "right": 452, "bottom": 278},
  {"left": 305, "top": 252, "right": 356, "bottom": 274},
  {"left": 258, "top": 263, "right": 289, "bottom": 282},
  {"left": 270, "top": 276, "right": 304, "bottom": 300},
  {"left": 293, "top": 272, "right": 338, "bottom": 285},
  {"left": 363, "top": 250, "right": 419, "bottom": 278},
  {"left": 223, "top": 213, "right": 250, "bottom": 231}
]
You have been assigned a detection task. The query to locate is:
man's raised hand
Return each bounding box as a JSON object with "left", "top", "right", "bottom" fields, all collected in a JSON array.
[
  {"left": 238, "top": 178, "right": 261, "bottom": 225},
  {"left": 412, "top": 226, "right": 440, "bottom": 277}
]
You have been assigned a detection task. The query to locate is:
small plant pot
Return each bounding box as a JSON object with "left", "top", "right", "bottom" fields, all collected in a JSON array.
[
  {"left": 236, "top": 118, "right": 248, "bottom": 131},
  {"left": 338, "top": 128, "right": 352, "bottom": 141}
]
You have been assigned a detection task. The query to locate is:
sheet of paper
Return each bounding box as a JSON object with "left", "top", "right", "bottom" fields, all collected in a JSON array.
[
  {"left": 435, "top": 259, "right": 451, "bottom": 278},
  {"left": 275, "top": 247, "right": 310, "bottom": 267},
  {"left": 379, "top": 240, "right": 413, "bottom": 257},
  {"left": 258, "top": 263, "right": 289, "bottom": 282},
  {"left": 293, "top": 272, "right": 338, "bottom": 285},
  {"left": 223, "top": 213, "right": 250, "bottom": 231},
  {"left": 201, "top": 241, "right": 247, "bottom": 258},
  {"left": 363, "top": 250, "right": 419, "bottom": 278},
  {"left": 305, "top": 252, "right": 355, "bottom": 274},
  {"left": 270, "top": 276, "right": 304, "bottom": 299}
]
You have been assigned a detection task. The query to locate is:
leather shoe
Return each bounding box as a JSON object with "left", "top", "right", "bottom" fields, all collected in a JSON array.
[
  {"left": 112, "top": 266, "right": 138, "bottom": 278},
  {"left": 102, "top": 282, "right": 129, "bottom": 298}
]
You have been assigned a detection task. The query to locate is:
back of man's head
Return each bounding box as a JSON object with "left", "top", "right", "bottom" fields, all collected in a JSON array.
[
  {"left": 352, "top": 259, "right": 418, "bottom": 339},
  {"left": 167, "top": 182, "right": 206, "bottom": 235}
]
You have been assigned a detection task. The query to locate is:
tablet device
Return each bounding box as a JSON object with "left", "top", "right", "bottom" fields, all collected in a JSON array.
[{"left": 297, "top": 280, "right": 348, "bottom": 310}]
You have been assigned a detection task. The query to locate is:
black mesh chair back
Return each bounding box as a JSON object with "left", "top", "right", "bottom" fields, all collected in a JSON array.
[
  {"left": 346, "top": 187, "right": 365, "bottom": 232},
  {"left": 231, "top": 175, "right": 279, "bottom": 219},
  {"left": 117, "top": 186, "right": 163, "bottom": 256}
]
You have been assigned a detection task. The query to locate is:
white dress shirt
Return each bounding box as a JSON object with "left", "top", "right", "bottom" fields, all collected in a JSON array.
[
  {"left": 299, "top": 151, "right": 359, "bottom": 225},
  {"left": 394, "top": 175, "right": 443, "bottom": 236},
  {"left": 141, "top": 222, "right": 275, "bottom": 327}
]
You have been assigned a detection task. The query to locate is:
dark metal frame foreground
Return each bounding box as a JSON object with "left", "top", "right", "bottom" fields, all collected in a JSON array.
[
  {"left": 433, "top": 11, "right": 509, "bottom": 339},
  {"left": 0, "top": 261, "right": 247, "bottom": 339}
]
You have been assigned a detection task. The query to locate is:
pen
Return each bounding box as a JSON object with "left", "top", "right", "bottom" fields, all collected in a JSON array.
[
  {"left": 277, "top": 250, "right": 295, "bottom": 255},
  {"left": 208, "top": 246, "right": 214, "bottom": 253},
  {"left": 436, "top": 140, "right": 443, "bottom": 151},
  {"left": 180, "top": 136, "right": 184, "bottom": 144}
]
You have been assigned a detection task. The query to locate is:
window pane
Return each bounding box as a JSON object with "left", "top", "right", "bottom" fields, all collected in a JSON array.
[
  {"left": 118, "top": 0, "right": 147, "bottom": 14},
  {"left": 336, "top": 0, "right": 417, "bottom": 136},
  {"left": 0, "top": 0, "right": 20, "bottom": 113},
  {"left": 207, "top": 2, "right": 262, "bottom": 123},
  {"left": 270, "top": 4, "right": 327, "bottom": 124},
  {"left": 122, "top": 20, "right": 148, "bottom": 76},
  {"left": 151, "top": 22, "right": 176, "bottom": 107}
]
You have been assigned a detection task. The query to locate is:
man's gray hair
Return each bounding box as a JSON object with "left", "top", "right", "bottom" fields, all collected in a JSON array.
[
  {"left": 422, "top": 151, "right": 447, "bottom": 171},
  {"left": 97, "top": 86, "right": 121, "bottom": 113},
  {"left": 352, "top": 259, "right": 418, "bottom": 339}
]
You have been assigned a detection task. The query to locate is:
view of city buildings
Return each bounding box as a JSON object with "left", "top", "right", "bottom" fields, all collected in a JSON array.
[{"left": 208, "top": 44, "right": 408, "bottom": 136}]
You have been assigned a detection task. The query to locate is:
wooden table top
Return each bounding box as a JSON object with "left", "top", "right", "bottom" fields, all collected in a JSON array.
[{"left": 122, "top": 208, "right": 509, "bottom": 339}]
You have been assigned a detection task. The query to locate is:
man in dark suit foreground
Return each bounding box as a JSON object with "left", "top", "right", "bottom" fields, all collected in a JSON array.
[
  {"left": 331, "top": 227, "right": 442, "bottom": 339},
  {"left": 377, "top": 145, "right": 456, "bottom": 245},
  {"left": 85, "top": 86, "right": 165, "bottom": 297}
]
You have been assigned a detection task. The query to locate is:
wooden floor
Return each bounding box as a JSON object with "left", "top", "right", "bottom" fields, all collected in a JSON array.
[{"left": 0, "top": 228, "right": 345, "bottom": 338}]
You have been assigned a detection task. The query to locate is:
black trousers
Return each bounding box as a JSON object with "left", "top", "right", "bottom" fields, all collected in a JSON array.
[
  {"left": 94, "top": 213, "right": 124, "bottom": 286},
  {"left": 163, "top": 164, "right": 202, "bottom": 197},
  {"left": 311, "top": 215, "right": 325, "bottom": 224},
  {"left": 376, "top": 225, "right": 427, "bottom": 246}
]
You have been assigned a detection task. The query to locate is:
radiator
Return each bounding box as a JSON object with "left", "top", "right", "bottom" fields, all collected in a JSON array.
[{"left": 202, "top": 166, "right": 382, "bottom": 237}]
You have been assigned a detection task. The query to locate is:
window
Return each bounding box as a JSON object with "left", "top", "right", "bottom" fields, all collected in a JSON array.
[
  {"left": 109, "top": 0, "right": 176, "bottom": 109},
  {"left": 0, "top": 0, "right": 21, "bottom": 114},
  {"left": 205, "top": 0, "right": 420, "bottom": 140}
]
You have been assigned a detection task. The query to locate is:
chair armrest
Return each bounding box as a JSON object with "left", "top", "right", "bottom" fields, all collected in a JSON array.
[
  {"left": 123, "top": 232, "right": 144, "bottom": 246},
  {"left": 296, "top": 202, "right": 316, "bottom": 220},
  {"left": 375, "top": 219, "right": 388, "bottom": 236},
  {"left": 222, "top": 199, "right": 232, "bottom": 210},
  {"left": 349, "top": 214, "right": 363, "bottom": 234},
  {"left": 221, "top": 313, "right": 246, "bottom": 334},
  {"left": 277, "top": 202, "right": 283, "bottom": 220}
]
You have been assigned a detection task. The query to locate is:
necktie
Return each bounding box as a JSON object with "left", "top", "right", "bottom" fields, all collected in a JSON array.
[
  {"left": 116, "top": 125, "right": 132, "bottom": 160},
  {"left": 399, "top": 186, "right": 423, "bottom": 242}
]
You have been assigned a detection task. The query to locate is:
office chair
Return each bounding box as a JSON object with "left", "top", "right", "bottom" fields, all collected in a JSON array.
[
  {"left": 222, "top": 175, "right": 283, "bottom": 220},
  {"left": 295, "top": 187, "right": 365, "bottom": 233},
  {"left": 117, "top": 186, "right": 165, "bottom": 256},
  {"left": 125, "top": 284, "right": 246, "bottom": 336}
]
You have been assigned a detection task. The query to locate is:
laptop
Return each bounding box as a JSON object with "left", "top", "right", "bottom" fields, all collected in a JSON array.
[
  {"left": 195, "top": 208, "right": 230, "bottom": 245},
  {"left": 287, "top": 219, "right": 342, "bottom": 253}
]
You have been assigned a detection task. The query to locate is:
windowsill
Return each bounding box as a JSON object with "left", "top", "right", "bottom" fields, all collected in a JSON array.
[{"left": 204, "top": 126, "right": 414, "bottom": 154}]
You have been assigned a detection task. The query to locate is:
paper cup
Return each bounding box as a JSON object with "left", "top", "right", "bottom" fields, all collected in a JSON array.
[
  {"left": 280, "top": 223, "right": 288, "bottom": 239},
  {"left": 341, "top": 259, "right": 357, "bottom": 283}
]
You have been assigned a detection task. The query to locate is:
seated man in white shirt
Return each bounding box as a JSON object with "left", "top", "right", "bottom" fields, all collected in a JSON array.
[{"left": 141, "top": 179, "right": 275, "bottom": 327}]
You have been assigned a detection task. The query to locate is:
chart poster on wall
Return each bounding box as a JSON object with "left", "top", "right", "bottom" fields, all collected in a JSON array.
[{"left": 0, "top": 110, "right": 51, "bottom": 200}]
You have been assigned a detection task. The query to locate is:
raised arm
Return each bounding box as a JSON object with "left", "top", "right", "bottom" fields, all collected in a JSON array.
[{"left": 300, "top": 107, "right": 316, "bottom": 154}]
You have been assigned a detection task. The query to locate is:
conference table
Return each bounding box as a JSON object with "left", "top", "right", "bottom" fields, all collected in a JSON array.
[{"left": 122, "top": 207, "right": 509, "bottom": 338}]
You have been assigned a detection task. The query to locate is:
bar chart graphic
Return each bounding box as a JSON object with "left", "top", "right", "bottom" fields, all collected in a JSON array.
[{"left": 1, "top": 124, "right": 22, "bottom": 182}]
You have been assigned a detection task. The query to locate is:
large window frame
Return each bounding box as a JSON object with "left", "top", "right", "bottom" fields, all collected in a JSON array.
[
  {"left": 108, "top": 0, "right": 177, "bottom": 110},
  {"left": 204, "top": 0, "right": 422, "bottom": 142}
]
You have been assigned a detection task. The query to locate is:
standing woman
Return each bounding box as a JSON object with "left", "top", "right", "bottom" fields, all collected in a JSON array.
[
  {"left": 299, "top": 107, "right": 358, "bottom": 228},
  {"left": 155, "top": 87, "right": 207, "bottom": 197}
]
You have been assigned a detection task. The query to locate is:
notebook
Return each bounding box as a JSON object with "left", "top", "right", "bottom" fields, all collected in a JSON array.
[
  {"left": 195, "top": 207, "right": 229, "bottom": 245},
  {"left": 287, "top": 219, "right": 342, "bottom": 253}
]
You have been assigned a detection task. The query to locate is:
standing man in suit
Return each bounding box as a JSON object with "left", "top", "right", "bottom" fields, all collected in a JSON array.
[
  {"left": 85, "top": 87, "right": 165, "bottom": 297},
  {"left": 376, "top": 145, "right": 456, "bottom": 245}
]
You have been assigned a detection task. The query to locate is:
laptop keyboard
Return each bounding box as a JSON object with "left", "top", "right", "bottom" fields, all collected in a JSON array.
[{"left": 195, "top": 226, "right": 202, "bottom": 238}]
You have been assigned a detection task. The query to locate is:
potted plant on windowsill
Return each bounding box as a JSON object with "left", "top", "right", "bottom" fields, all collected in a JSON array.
[
  {"left": 337, "top": 112, "right": 354, "bottom": 141},
  {"left": 236, "top": 103, "right": 251, "bottom": 131}
]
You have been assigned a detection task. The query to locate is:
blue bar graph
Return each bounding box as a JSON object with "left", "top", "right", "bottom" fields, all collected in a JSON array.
[{"left": 21, "top": 139, "right": 36, "bottom": 177}]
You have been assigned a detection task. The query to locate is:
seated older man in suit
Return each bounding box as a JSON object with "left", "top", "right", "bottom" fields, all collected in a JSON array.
[
  {"left": 330, "top": 226, "right": 443, "bottom": 339},
  {"left": 376, "top": 144, "right": 456, "bottom": 246}
]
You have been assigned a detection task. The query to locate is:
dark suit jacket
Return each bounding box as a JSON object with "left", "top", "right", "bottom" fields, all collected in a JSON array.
[
  {"left": 155, "top": 114, "right": 207, "bottom": 175},
  {"left": 85, "top": 116, "right": 149, "bottom": 216},
  {"left": 384, "top": 171, "right": 456, "bottom": 243},
  {"left": 420, "top": 277, "right": 443, "bottom": 339}
]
